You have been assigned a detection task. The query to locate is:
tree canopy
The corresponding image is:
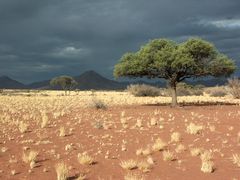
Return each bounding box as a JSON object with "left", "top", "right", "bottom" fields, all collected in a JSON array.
[
  {"left": 114, "top": 38, "right": 236, "bottom": 106},
  {"left": 50, "top": 75, "right": 78, "bottom": 95}
]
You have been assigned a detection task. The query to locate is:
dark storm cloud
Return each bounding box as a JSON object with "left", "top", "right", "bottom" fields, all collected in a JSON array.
[{"left": 0, "top": 0, "right": 239, "bottom": 83}]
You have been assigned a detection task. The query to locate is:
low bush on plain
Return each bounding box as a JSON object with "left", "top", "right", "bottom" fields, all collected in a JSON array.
[
  {"left": 204, "top": 86, "right": 228, "bottom": 97},
  {"left": 228, "top": 77, "right": 240, "bottom": 99},
  {"left": 127, "top": 84, "right": 161, "bottom": 97}
]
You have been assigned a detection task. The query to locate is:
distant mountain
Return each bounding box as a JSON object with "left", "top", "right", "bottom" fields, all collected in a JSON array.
[
  {"left": 27, "top": 80, "right": 50, "bottom": 89},
  {"left": 0, "top": 71, "right": 233, "bottom": 90},
  {"left": 74, "top": 70, "right": 126, "bottom": 90},
  {"left": 0, "top": 76, "right": 26, "bottom": 89},
  {"left": 26, "top": 70, "right": 127, "bottom": 90}
]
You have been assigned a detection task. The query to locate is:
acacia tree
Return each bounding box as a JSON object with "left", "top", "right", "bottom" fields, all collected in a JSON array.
[
  {"left": 114, "top": 38, "right": 236, "bottom": 106},
  {"left": 50, "top": 75, "right": 78, "bottom": 95}
]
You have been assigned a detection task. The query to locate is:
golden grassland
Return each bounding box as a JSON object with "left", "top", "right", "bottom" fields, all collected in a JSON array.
[{"left": 1, "top": 89, "right": 240, "bottom": 108}]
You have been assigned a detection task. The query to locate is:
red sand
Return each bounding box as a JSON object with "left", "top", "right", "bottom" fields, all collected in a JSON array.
[{"left": 0, "top": 105, "right": 240, "bottom": 180}]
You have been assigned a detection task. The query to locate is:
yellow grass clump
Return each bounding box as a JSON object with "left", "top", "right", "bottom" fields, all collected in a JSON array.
[
  {"left": 152, "top": 138, "right": 167, "bottom": 151},
  {"left": 78, "top": 153, "right": 94, "bottom": 165},
  {"left": 186, "top": 123, "right": 203, "bottom": 135},
  {"left": 120, "top": 159, "right": 138, "bottom": 170},
  {"left": 171, "top": 132, "right": 181, "bottom": 142},
  {"left": 124, "top": 173, "right": 145, "bottom": 180},
  {"left": 22, "top": 150, "right": 38, "bottom": 164},
  {"left": 231, "top": 154, "right": 240, "bottom": 167},
  {"left": 55, "top": 162, "right": 69, "bottom": 180},
  {"left": 162, "top": 150, "right": 176, "bottom": 161},
  {"left": 19, "top": 121, "right": 29, "bottom": 133}
]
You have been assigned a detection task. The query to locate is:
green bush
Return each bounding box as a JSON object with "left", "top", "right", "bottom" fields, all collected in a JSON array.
[{"left": 127, "top": 84, "right": 161, "bottom": 97}]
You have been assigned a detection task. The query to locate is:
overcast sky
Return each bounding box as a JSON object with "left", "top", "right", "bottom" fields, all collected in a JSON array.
[{"left": 0, "top": 0, "right": 239, "bottom": 83}]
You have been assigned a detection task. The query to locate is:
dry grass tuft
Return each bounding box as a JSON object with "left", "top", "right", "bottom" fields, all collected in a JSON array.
[
  {"left": 175, "top": 144, "right": 186, "bottom": 153},
  {"left": 22, "top": 150, "right": 38, "bottom": 163},
  {"left": 124, "top": 173, "right": 145, "bottom": 180},
  {"left": 137, "top": 160, "right": 151, "bottom": 172},
  {"left": 190, "top": 148, "right": 203, "bottom": 157},
  {"left": 55, "top": 162, "right": 69, "bottom": 180},
  {"left": 186, "top": 123, "right": 203, "bottom": 135},
  {"left": 77, "top": 174, "right": 86, "bottom": 180},
  {"left": 41, "top": 114, "right": 49, "bottom": 128},
  {"left": 200, "top": 150, "right": 213, "bottom": 162},
  {"left": 152, "top": 138, "right": 167, "bottom": 151},
  {"left": 120, "top": 159, "right": 138, "bottom": 170},
  {"left": 201, "top": 161, "right": 214, "bottom": 173},
  {"left": 78, "top": 153, "right": 94, "bottom": 165},
  {"left": 59, "top": 127, "right": 66, "bottom": 137},
  {"left": 19, "top": 121, "right": 29, "bottom": 133},
  {"left": 231, "top": 154, "right": 240, "bottom": 167},
  {"left": 162, "top": 150, "right": 176, "bottom": 161},
  {"left": 171, "top": 132, "right": 181, "bottom": 142}
]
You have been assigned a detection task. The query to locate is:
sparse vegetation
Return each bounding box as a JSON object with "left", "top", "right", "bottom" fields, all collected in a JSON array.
[
  {"left": 162, "top": 150, "right": 176, "bottom": 161},
  {"left": 59, "top": 127, "right": 66, "bottom": 137},
  {"left": 205, "top": 86, "right": 228, "bottom": 97},
  {"left": 124, "top": 173, "right": 145, "bottom": 180},
  {"left": 78, "top": 153, "right": 94, "bottom": 165},
  {"left": 201, "top": 160, "right": 214, "bottom": 173},
  {"left": 120, "top": 159, "right": 138, "bottom": 170},
  {"left": 186, "top": 123, "right": 203, "bottom": 135},
  {"left": 22, "top": 150, "right": 38, "bottom": 164},
  {"left": 152, "top": 138, "right": 167, "bottom": 151},
  {"left": 228, "top": 78, "right": 240, "bottom": 99},
  {"left": 55, "top": 162, "right": 69, "bottom": 180},
  {"left": 0, "top": 90, "right": 240, "bottom": 179},
  {"left": 231, "top": 154, "right": 240, "bottom": 167},
  {"left": 87, "top": 98, "right": 107, "bottom": 109},
  {"left": 18, "top": 121, "right": 29, "bottom": 133},
  {"left": 127, "top": 84, "right": 161, "bottom": 97},
  {"left": 171, "top": 132, "right": 181, "bottom": 142}
]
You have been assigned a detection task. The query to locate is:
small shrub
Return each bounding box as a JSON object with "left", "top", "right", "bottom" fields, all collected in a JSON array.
[
  {"left": 228, "top": 78, "right": 240, "bottom": 99},
  {"left": 87, "top": 98, "right": 107, "bottom": 110},
  {"left": 127, "top": 84, "right": 161, "bottom": 97},
  {"left": 205, "top": 86, "right": 227, "bottom": 97},
  {"left": 92, "top": 121, "right": 104, "bottom": 129}
]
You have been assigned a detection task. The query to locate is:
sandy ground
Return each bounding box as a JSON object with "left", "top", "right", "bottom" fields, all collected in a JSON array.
[{"left": 0, "top": 101, "right": 240, "bottom": 180}]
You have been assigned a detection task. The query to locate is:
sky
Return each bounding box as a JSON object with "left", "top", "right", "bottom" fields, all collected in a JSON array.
[{"left": 0, "top": 0, "right": 240, "bottom": 83}]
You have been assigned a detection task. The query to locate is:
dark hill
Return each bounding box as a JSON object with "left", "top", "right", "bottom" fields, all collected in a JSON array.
[{"left": 0, "top": 76, "right": 26, "bottom": 89}]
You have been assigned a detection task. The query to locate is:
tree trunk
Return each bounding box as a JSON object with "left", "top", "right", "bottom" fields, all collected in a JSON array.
[{"left": 170, "top": 82, "right": 177, "bottom": 107}]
